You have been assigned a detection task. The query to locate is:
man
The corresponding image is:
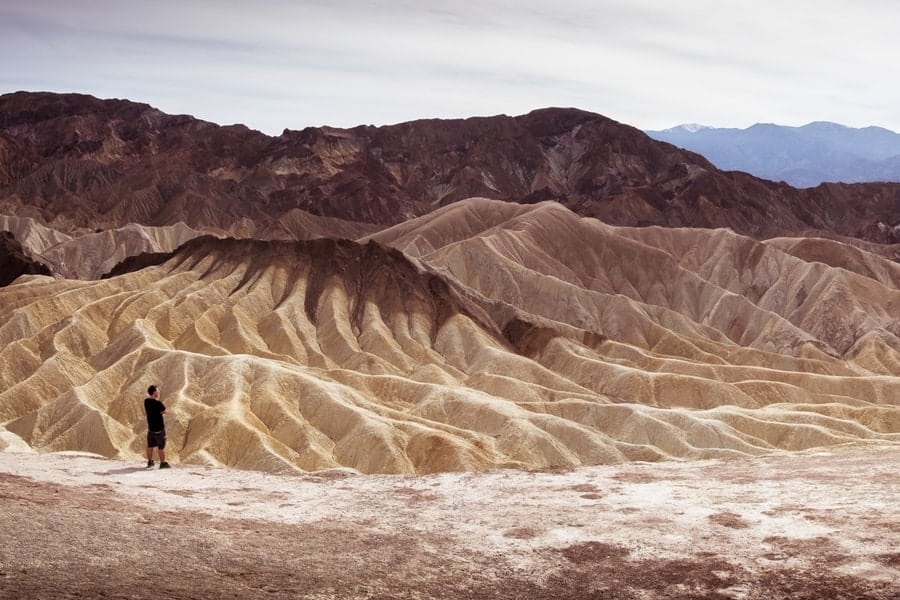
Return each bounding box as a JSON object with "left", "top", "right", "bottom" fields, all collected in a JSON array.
[{"left": 144, "top": 384, "right": 170, "bottom": 469}]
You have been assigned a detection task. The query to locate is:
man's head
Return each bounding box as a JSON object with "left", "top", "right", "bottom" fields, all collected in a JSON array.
[{"left": 147, "top": 385, "right": 159, "bottom": 398}]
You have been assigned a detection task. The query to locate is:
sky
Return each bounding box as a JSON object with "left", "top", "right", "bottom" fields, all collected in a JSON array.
[{"left": 1, "top": 1, "right": 898, "bottom": 135}]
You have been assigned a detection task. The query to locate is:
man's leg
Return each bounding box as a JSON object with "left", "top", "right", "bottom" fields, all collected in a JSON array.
[{"left": 158, "top": 436, "right": 169, "bottom": 468}]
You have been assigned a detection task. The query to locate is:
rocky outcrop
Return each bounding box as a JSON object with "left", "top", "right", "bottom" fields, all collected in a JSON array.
[{"left": 1, "top": 92, "right": 897, "bottom": 243}]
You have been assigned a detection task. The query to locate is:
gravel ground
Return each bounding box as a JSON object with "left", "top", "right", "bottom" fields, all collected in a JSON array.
[{"left": 0, "top": 446, "right": 898, "bottom": 599}]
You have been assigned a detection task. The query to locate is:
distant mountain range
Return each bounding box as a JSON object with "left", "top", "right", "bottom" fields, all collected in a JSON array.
[{"left": 646, "top": 122, "right": 900, "bottom": 188}]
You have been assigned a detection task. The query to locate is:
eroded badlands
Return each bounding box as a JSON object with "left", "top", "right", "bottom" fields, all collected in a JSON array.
[{"left": 1, "top": 199, "right": 898, "bottom": 474}]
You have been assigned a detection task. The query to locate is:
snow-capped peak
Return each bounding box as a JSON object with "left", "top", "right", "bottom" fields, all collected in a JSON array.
[{"left": 660, "top": 123, "right": 711, "bottom": 133}]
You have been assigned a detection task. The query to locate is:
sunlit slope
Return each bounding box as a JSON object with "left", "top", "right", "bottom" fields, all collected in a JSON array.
[
  {"left": 373, "top": 200, "right": 899, "bottom": 358},
  {"left": 1, "top": 202, "right": 898, "bottom": 473},
  {"left": 372, "top": 200, "right": 900, "bottom": 438}
]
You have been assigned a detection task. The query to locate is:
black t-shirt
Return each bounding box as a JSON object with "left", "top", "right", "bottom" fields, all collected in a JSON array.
[{"left": 144, "top": 398, "right": 166, "bottom": 432}]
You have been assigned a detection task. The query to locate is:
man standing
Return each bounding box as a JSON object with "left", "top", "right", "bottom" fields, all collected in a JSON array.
[{"left": 144, "top": 385, "right": 170, "bottom": 469}]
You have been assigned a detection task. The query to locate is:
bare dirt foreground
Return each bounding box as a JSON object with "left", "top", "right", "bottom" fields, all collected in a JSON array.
[{"left": 0, "top": 447, "right": 897, "bottom": 600}]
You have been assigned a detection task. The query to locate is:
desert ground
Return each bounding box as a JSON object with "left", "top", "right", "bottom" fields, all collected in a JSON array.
[{"left": 1, "top": 446, "right": 897, "bottom": 599}]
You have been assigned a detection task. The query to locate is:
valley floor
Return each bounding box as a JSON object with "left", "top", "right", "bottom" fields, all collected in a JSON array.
[{"left": 0, "top": 446, "right": 898, "bottom": 599}]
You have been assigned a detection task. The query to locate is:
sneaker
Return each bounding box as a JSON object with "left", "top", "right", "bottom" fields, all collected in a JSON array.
[
  {"left": 147, "top": 460, "right": 155, "bottom": 468},
  {"left": 159, "top": 462, "right": 171, "bottom": 469}
]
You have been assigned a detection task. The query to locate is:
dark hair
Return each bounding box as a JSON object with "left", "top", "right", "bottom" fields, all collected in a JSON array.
[{"left": 147, "top": 385, "right": 158, "bottom": 396}]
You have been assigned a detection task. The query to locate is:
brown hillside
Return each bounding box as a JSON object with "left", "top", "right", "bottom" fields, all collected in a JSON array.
[{"left": 1, "top": 92, "right": 897, "bottom": 243}]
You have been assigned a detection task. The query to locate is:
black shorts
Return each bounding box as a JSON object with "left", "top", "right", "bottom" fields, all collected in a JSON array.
[{"left": 147, "top": 430, "right": 167, "bottom": 449}]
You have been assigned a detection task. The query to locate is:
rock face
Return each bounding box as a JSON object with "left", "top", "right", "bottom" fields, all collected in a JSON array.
[{"left": 0, "top": 92, "right": 898, "bottom": 474}]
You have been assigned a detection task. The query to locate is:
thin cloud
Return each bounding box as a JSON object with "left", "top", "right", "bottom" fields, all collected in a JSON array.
[{"left": 1, "top": 0, "right": 898, "bottom": 134}]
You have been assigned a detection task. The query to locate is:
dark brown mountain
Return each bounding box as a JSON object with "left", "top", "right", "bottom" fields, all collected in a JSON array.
[{"left": 1, "top": 91, "right": 898, "bottom": 245}]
